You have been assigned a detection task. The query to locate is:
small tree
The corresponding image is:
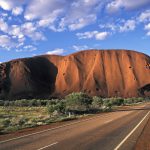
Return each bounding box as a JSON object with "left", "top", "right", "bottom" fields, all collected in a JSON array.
[
  {"left": 92, "top": 96, "right": 103, "bottom": 109},
  {"left": 55, "top": 100, "right": 66, "bottom": 114},
  {"left": 111, "top": 98, "right": 124, "bottom": 106},
  {"left": 47, "top": 105, "right": 56, "bottom": 117},
  {"left": 103, "top": 99, "right": 112, "bottom": 110},
  {"left": 47, "top": 100, "right": 66, "bottom": 117},
  {"left": 65, "top": 92, "right": 92, "bottom": 113}
]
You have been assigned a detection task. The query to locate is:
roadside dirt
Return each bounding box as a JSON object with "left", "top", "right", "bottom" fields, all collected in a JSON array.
[{"left": 0, "top": 103, "right": 148, "bottom": 142}]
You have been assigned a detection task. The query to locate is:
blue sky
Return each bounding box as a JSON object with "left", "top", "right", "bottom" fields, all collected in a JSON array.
[{"left": 0, "top": 0, "right": 150, "bottom": 63}]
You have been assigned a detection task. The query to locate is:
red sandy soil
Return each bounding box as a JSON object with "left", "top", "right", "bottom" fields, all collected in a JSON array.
[{"left": 0, "top": 49, "right": 150, "bottom": 99}]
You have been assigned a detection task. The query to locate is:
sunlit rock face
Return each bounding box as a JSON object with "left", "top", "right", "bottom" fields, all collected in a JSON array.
[{"left": 0, "top": 50, "right": 150, "bottom": 100}]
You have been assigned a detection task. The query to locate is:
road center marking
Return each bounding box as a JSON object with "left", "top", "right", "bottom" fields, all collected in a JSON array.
[
  {"left": 37, "top": 142, "right": 58, "bottom": 150},
  {"left": 114, "top": 111, "right": 150, "bottom": 150}
]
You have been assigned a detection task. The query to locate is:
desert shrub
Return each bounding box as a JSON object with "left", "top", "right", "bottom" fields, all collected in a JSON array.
[
  {"left": 18, "top": 117, "right": 28, "bottom": 126},
  {"left": 28, "top": 99, "right": 37, "bottom": 106},
  {"left": 40, "top": 100, "right": 49, "bottom": 106},
  {"left": 11, "top": 116, "right": 28, "bottom": 126},
  {"left": 4, "top": 126, "right": 20, "bottom": 133},
  {"left": 8, "top": 101, "right": 15, "bottom": 106},
  {"left": 4, "top": 101, "right": 10, "bottom": 106},
  {"left": 103, "top": 99, "right": 112, "bottom": 110},
  {"left": 47, "top": 100, "right": 66, "bottom": 116},
  {"left": 124, "top": 97, "right": 144, "bottom": 104},
  {"left": 2, "top": 119, "right": 11, "bottom": 127},
  {"left": 47, "top": 99, "right": 59, "bottom": 105},
  {"left": 0, "top": 100, "right": 4, "bottom": 106},
  {"left": 14, "top": 99, "right": 29, "bottom": 107},
  {"left": 47, "top": 105, "right": 56, "bottom": 116},
  {"left": 111, "top": 98, "right": 124, "bottom": 106},
  {"left": 65, "top": 92, "right": 92, "bottom": 113},
  {"left": 92, "top": 96, "right": 103, "bottom": 109},
  {"left": 124, "top": 98, "right": 133, "bottom": 104},
  {"left": 132, "top": 97, "right": 144, "bottom": 103},
  {"left": 55, "top": 100, "right": 66, "bottom": 113}
]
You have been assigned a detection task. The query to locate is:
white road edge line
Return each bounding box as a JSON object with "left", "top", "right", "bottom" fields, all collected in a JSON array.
[
  {"left": 114, "top": 110, "right": 150, "bottom": 150},
  {"left": 0, "top": 112, "right": 113, "bottom": 144},
  {"left": 37, "top": 142, "right": 58, "bottom": 150}
]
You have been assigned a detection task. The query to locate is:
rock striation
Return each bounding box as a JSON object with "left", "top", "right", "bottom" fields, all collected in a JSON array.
[{"left": 0, "top": 50, "right": 150, "bottom": 99}]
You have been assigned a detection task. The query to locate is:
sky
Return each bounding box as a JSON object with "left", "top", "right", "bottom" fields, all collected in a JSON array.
[{"left": 0, "top": 0, "right": 150, "bottom": 63}]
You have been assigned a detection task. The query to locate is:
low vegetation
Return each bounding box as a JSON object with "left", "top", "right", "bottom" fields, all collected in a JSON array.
[{"left": 0, "top": 93, "right": 149, "bottom": 134}]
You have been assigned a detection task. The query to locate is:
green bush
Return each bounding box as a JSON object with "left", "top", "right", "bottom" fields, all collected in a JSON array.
[
  {"left": 132, "top": 97, "right": 144, "bottom": 103},
  {"left": 111, "top": 98, "right": 124, "bottom": 106},
  {"left": 0, "top": 100, "right": 4, "bottom": 106},
  {"left": 18, "top": 117, "right": 28, "bottom": 126},
  {"left": 2, "top": 119, "right": 11, "bottom": 127},
  {"left": 14, "top": 99, "right": 29, "bottom": 107},
  {"left": 47, "top": 105, "right": 55, "bottom": 115},
  {"left": 65, "top": 92, "right": 92, "bottom": 113},
  {"left": 47, "top": 100, "right": 66, "bottom": 116},
  {"left": 55, "top": 100, "right": 66, "bottom": 113},
  {"left": 103, "top": 99, "right": 112, "bottom": 109},
  {"left": 92, "top": 96, "right": 103, "bottom": 109},
  {"left": 124, "top": 98, "right": 133, "bottom": 104},
  {"left": 4, "top": 101, "right": 10, "bottom": 106}
]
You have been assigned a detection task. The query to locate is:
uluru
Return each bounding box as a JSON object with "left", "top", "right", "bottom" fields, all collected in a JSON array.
[{"left": 0, "top": 49, "right": 150, "bottom": 100}]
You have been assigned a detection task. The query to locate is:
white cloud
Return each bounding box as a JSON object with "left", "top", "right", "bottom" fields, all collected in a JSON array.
[
  {"left": 95, "top": 32, "right": 109, "bottom": 40},
  {"left": 0, "top": 35, "right": 16, "bottom": 50},
  {"left": 72, "top": 45, "right": 89, "bottom": 51},
  {"left": 23, "top": 45, "right": 37, "bottom": 51},
  {"left": 68, "top": 14, "right": 96, "bottom": 31},
  {"left": 147, "top": 31, "right": 150, "bottom": 36},
  {"left": 9, "top": 25, "right": 24, "bottom": 39},
  {"left": 38, "top": 10, "right": 63, "bottom": 27},
  {"left": 0, "top": 0, "right": 12, "bottom": 11},
  {"left": 99, "top": 19, "right": 136, "bottom": 33},
  {"left": 22, "top": 22, "right": 36, "bottom": 33},
  {"left": 77, "top": 31, "right": 98, "bottom": 39},
  {"left": 0, "top": 0, "right": 25, "bottom": 11},
  {"left": 99, "top": 23, "right": 117, "bottom": 31},
  {"left": 0, "top": 20, "right": 44, "bottom": 51},
  {"left": 145, "top": 23, "right": 150, "bottom": 30},
  {"left": 119, "top": 20, "right": 136, "bottom": 32},
  {"left": 25, "top": 0, "right": 102, "bottom": 31},
  {"left": 76, "top": 31, "right": 109, "bottom": 40},
  {"left": 58, "top": 0, "right": 101, "bottom": 31},
  {"left": 16, "top": 45, "right": 37, "bottom": 52},
  {"left": 12, "top": 7, "right": 23, "bottom": 16},
  {"left": 139, "top": 10, "right": 150, "bottom": 22},
  {"left": 0, "top": 13, "right": 8, "bottom": 18},
  {"left": 144, "top": 23, "right": 150, "bottom": 36},
  {"left": 24, "top": 0, "right": 65, "bottom": 20},
  {"left": 46, "top": 48, "right": 65, "bottom": 55},
  {"left": 0, "top": 18, "right": 8, "bottom": 33},
  {"left": 106, "top": 0, "right": 150, "bottom": 13},
  {"left": 21, "top": 22, "right": 46, "bottom": 41}
]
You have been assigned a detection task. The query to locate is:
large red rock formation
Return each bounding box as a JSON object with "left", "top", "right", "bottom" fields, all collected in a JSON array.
[{"left": 0, "top": 50, "right": 150, "bottom": 99}]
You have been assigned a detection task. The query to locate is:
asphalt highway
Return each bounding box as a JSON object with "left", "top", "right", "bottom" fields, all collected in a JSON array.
[{"left": 0, "top": 104, "right": 150, "bottom": 150}]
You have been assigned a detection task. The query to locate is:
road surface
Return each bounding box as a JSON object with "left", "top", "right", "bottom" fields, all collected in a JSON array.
[{"left": 0, "top": 104, "right": 150, "bottom": 150}]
